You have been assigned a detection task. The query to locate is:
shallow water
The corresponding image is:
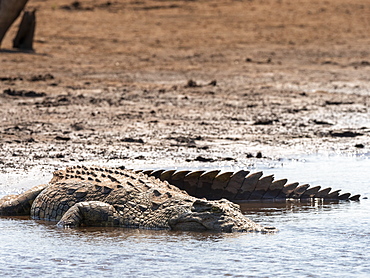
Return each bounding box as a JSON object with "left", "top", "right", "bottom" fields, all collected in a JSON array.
[{"left": 0, "top": 154, "right": 369, "bottom": 277}]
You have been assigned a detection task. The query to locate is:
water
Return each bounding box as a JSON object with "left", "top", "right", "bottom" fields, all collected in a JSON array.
[{"left": 0, "top": 154, "right": 369, "bottom": 277}]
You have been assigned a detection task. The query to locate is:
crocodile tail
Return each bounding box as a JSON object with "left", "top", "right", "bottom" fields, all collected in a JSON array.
[
  {"left": 135, "top": 169, "right": 360, "bottom": 201},
  {"left": 0, "top": 184, "right": 47, "bottom": 216}
]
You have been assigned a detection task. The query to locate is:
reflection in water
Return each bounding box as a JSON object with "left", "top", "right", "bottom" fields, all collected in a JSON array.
[
  {"left": 0, "top": 155, "right": 369, "bottom": 277},
  {"left": 239, "top": 199, "right": 347, "bottom": 214},
  {"left": 1, "top": 198, "right": 349, "bottom": 237},
  {"left": 0, "top": 197, "right": 368, "bottom": 278}
]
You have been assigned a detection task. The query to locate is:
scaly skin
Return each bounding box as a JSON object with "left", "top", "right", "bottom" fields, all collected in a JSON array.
[
  {"left": 0, "top": 166, "right": 276, "bottom": 233},
  {"left": 137, "top": 169, "right": 360, "bottom": 201}
]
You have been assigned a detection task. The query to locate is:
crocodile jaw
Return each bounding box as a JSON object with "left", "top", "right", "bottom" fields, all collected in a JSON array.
[{"left": 168, "top": 199, "right": 278, "bottom": 233}]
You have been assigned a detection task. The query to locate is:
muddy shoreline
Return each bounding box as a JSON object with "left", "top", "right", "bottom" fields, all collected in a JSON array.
[{"left": 1, "top": 0, "right": 369, "bottom": 173}]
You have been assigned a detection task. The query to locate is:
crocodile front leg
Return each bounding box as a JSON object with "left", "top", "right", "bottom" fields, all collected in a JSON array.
[{"left": 57, "top": 201, "right": 122, "bottom": 228}]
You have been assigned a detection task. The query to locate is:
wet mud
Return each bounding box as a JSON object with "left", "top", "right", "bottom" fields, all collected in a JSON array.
[{"left": 0, "top": 0, "right": 369, "bottom": 173}]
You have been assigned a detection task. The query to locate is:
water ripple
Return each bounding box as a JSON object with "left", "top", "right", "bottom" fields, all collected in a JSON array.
[{"left": 1, "top": 156, "right": 370, "bottom": 277}]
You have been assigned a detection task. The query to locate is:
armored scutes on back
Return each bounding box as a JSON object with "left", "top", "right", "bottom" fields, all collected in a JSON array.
[
  {"left": 0, "top": 166, "right": 276, "bottom": 233},
  {"left": 137, "top": 169, "right": 361, "bottom": 202}
]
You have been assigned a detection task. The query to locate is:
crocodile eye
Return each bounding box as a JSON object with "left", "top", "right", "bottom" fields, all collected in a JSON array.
[{"left": 211, "top": 206, "right": 222, "bottom": 213}]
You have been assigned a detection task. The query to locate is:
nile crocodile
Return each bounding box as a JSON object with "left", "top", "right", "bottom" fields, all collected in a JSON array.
[
  {"left": 0, "top": 166, "right": 278, "bottom": 233},
  {"left": 0, "top": 166, "right": 360, "bottom": 233}
]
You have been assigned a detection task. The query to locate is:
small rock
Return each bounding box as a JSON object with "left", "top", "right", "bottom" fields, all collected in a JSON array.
[
  {"left": 222, "top": 157, "right": 235, "bottom": 161},
  {"left": 330, "top": 131, "right": 363, "bottom": 138},
  {"left": 186, "top": 79, "right": 199, "bottom": 88},
  {"left": 55, "top": 136, "right": 71, "bottom": 141},
  {"left": 121, "top": 138, "right": 144, "bottom": 144},
  {"left": 325, "top": 100, "right": 353, "bottom": 105},
  {"left": 355, "top": 144, "right": 365, "bottom": 148},
  {"left": 3, "top": 88, "right": 46, "bottom": 97},
  {"left": 29, "top": 73, "right": 54, "bottom": 82},
  {"left": 312, "top": 119, "right": 333, "bottom": 126},
  {"left": 208, "top": 80, "right": 217, "bottom": 86},
  {"left": 194, "top": 156, "right": 214, "bottom": 162}
]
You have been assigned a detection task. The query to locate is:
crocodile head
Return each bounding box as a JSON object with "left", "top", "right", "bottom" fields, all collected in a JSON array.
[{"left": 168, "top": 199, "right": 277, "bottom": 233}]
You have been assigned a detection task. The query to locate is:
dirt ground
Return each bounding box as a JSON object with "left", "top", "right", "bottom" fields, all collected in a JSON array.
[{"left": 1, "top": 0, "right": 369, "bottom": 172}]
